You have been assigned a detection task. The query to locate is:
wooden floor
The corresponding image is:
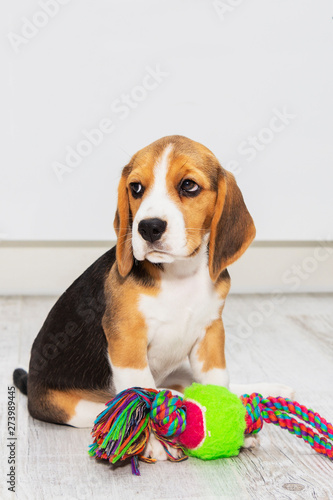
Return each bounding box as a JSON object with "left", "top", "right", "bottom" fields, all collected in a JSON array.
[{"left": 1, "top": 294, "right": 333, "bottom": 500}]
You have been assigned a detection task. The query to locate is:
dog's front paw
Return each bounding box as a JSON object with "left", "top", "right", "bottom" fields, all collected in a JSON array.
[
  {"left": 143, "top": 433, "right": 184, "bottom": 461},
  {"left": 242, "top": 435, "right": 260, "bottom": 449}
]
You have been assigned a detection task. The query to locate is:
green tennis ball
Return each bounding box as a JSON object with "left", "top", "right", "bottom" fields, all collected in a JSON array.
[{"left": 182, "top": 383, "right": 246, "bottom": 460}]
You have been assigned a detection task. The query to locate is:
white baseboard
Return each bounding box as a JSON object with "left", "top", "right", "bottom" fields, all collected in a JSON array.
[{"left": 0, "top": 241, "right": 332, "bottom": 295}]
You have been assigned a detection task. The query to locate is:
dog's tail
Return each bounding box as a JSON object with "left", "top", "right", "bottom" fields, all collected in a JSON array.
[{"left": 13, "top": 368, "right": 28, "bottom": 395}]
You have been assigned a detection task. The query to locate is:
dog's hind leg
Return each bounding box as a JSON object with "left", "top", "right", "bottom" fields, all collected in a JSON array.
[
  {"left": 28, "top": 385, "right": 112, "bottom": 428},
  {"left": 66, "top": 398, "right": 109, "bottom": 428}
]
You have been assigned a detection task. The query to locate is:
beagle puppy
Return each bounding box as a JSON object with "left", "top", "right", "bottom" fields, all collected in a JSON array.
[{"left": 14, "top": 135, "right": 293, "bottom": 459}]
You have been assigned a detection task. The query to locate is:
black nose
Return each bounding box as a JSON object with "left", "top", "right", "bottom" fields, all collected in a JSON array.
[{"left": 138, "top": 218, "right": 167, "bottom": 243}]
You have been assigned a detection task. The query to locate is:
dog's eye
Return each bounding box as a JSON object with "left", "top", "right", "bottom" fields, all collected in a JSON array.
[
  {"left": 180, "top": 179, "right": 201, "bottom": 197},
  {"left": 130, "top": 182, "right": 144, "bottom": 198}
]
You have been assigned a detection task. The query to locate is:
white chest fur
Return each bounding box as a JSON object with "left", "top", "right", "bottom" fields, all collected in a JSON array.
[{"left": 138, "top": 252, "right": 224, "bottom": 385}]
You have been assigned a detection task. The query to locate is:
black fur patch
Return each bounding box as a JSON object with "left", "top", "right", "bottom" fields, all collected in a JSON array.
[{"left": 28, "top": 247, "right": 117, "bottom": 393}]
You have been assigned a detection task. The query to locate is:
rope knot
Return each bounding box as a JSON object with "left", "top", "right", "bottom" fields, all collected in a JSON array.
[
  {"left": 150, "top": 390, "right": 187, "bottom": 439},
  {"left": 241, "top": 393, "right": 264, "bottom": 435}
]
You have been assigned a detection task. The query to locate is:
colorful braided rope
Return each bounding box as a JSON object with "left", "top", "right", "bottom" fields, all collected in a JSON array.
[
  {"left": 242, "top": 393, "right": 333, "bottom": 460},
  {"left": 150, "top": 390, "right": 187, "bottom": 438}
]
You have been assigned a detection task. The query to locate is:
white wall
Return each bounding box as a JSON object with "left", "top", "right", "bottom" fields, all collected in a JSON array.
[
  {"left": 1, "top": 0, "right": 332, "bottom": 243},
  {"left": 1, "top": 241, "right": 332, "bottom": 295}
]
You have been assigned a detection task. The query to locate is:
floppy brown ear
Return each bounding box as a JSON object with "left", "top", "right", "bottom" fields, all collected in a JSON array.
[
  {"left": 208, "top": 170, "right": 256, "bottom": 282},
  {"left": 113, "top": 170, "right": 133, "bottom": 277}
]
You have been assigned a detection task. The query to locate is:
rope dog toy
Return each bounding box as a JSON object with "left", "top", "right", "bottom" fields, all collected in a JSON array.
[{"left": 89, "top": 383, "right": 333, "bottom": 475}]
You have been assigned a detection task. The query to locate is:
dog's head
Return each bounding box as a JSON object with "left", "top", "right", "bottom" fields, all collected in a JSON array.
[{"left": 114, "top": 135, "right": 255, "bottom": 281}]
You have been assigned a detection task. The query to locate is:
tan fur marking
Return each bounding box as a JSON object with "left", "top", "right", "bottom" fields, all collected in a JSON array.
[
  {"left": 114, "top": 173, "right": 134, "bottom": 277},
  {"left": 47, "top": 389, "right": 81, "bottom": 421},
  {"left": 46, "top": 388, "right": 111, "bottom": 423},
  {"left": 167, "top": 384, "right": 185, "bottom": 394},
  {"left": 103, "top": 265, "right": 160, "bottom": 370},
  {"left": 196, "top": 318, "right": 226, "bottom": 372}
]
